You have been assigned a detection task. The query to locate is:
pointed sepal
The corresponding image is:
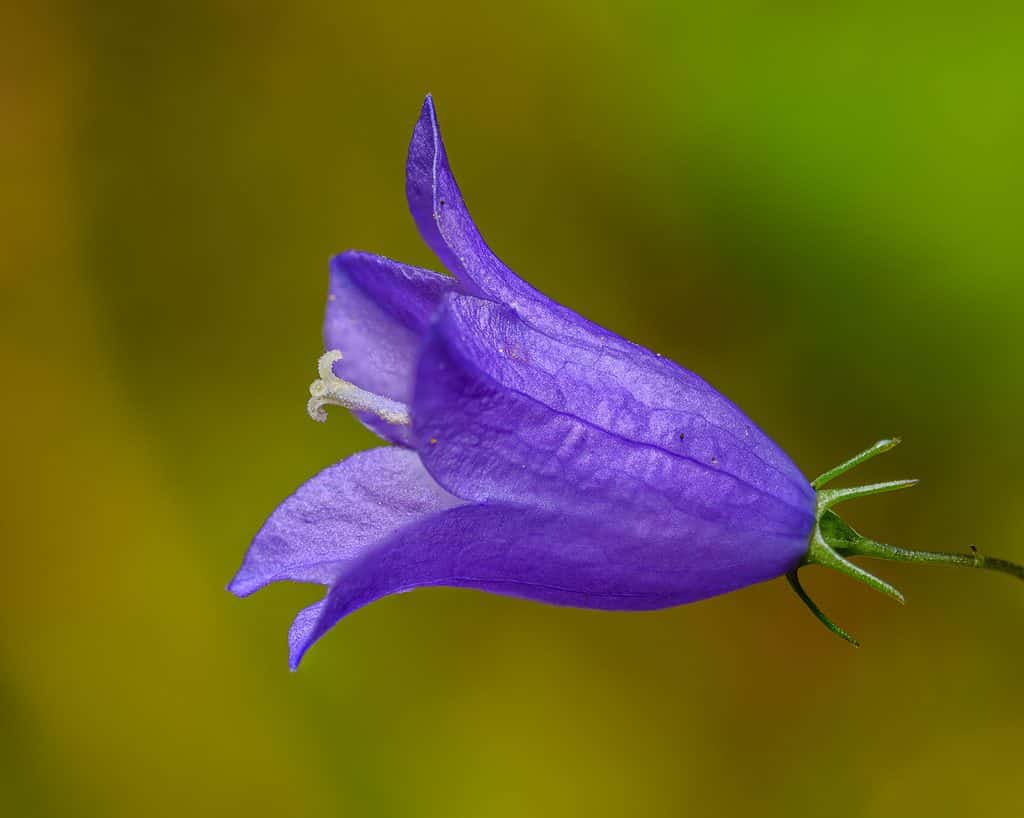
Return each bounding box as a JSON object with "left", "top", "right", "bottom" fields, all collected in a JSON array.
[{"left": 791, "top": 439, "right": 1024, "bottom": 646}]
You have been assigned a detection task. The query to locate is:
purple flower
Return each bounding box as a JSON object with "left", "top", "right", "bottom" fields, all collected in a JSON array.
[{"left": 230, "top": 96, "right": 1023, "bottom": 668}]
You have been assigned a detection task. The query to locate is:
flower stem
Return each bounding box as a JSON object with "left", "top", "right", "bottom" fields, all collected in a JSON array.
[{"left": 836, "top": 538, "right": 1024, "bottom": 582}]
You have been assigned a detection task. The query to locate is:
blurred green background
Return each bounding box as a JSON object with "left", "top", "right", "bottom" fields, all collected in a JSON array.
[{"left": 3, "top": 1, "right": 1022, "bottom": 816}]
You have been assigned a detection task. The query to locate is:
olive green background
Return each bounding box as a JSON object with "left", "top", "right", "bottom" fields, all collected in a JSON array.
[{"left": 4, "top": 2, "right": 1022, "bottom": 816}]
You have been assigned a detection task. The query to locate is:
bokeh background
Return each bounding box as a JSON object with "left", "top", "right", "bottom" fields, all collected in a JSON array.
[{"left": 3, "top": 2, "right": 1022, "bottom": 816}]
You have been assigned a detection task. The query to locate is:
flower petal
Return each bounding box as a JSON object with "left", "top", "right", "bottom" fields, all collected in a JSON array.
[
  {"left": 404, "top": 97, "right": 654, "bottom": 339},
  {"left": 227, "top": 447, "right": 463, "bottom": 598},
  {"left": 406, "top": 95, "right": 546, "bottom": 307},
  {"left": 288, "top": 500, "right": 804, "bottom": 668},
  {"left": 412, "top": 293, "right": 815, "bottom": 539},
  {"left": 324, "top": 251, "right": 457, "bottom": 444}
]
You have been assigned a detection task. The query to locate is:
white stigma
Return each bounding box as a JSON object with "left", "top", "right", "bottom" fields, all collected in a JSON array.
[{"left": 307, "top": 350, "right": 411, "bottom": 426}]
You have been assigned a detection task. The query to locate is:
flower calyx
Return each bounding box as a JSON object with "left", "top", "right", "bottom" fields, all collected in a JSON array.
[{"left": 789, "top": 438, "right": 1024, "bottom": 645}]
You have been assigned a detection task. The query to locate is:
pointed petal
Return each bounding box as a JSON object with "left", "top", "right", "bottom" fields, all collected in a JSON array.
[
  {"left": 288, "top": 500, "right": 805, "bottom": 668},
  {"left": 324, "top": 251, "right": 457, "bottom": 444},
  {"left": 404, "top": 97, "right": 669, "bottom": 341},
  {"left": 405, "top": 95, "right": 544, "bottom": 307},
  {"left": 227, "top": 447, "right": 463, "bottom": 597},
  {"left": 288, "top": 599, "right": 327, "bottom": 670},
  {"left": 411, "top": 293, "right": 814, "bottom": 548}
]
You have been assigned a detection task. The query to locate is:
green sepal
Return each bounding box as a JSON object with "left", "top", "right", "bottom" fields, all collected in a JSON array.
[{"left": 789, "top": 439, "right": 1023, "bottom": 646}]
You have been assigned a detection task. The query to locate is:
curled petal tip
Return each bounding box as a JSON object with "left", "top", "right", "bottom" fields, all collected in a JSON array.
[
  {"left": 289, "top": 599, "right": 333, "bottom": 671},
  {"left": 288, "top": 645, "right": 307, "bottom": 672}
]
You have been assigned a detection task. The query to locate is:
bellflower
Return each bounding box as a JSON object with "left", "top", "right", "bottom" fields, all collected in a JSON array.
[{"left": 230, "top": 96, "right": 1023, "bottom": 669}]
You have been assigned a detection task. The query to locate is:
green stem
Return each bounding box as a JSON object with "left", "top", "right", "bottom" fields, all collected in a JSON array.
[{"left": 837, "top": 539, "right": 1024, "bottom": 582}]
